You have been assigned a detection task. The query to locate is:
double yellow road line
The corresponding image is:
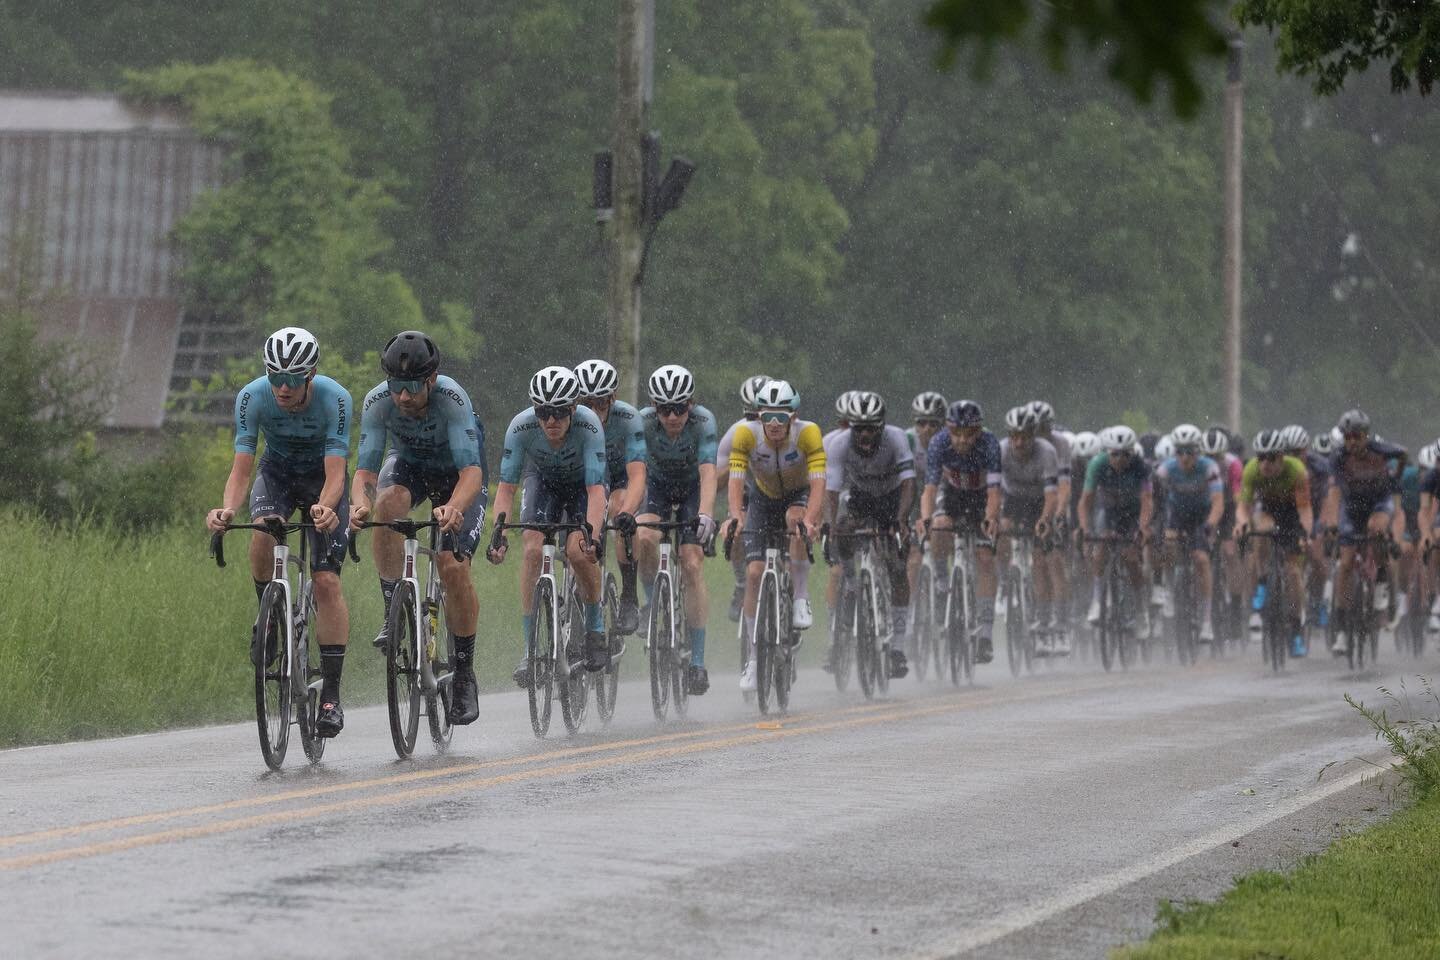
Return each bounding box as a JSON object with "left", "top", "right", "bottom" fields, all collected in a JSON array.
[{"left": 0, "top": 674, "right": 1134, "bottom": 872}]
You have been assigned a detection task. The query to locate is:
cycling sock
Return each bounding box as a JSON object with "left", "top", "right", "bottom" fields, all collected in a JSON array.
[
  {"left": 1092, "top": 580, "right": 1102, "bottom": 603},
  {"left": 891, "top": 606, "right": 909, "bottom": 652},
  {"left": 585, "top": 601, "right": 604, "bottom": 633},
  {"left": 643, "top": 577, "right": 655, "bottom": 606},
  {"left": 379, "top": 577, "right": 399, "bottom": 616},
  {"left": 620, "top": 559, "right": 638, "bottom": 604},
  {"left": 793, "top": 558, "right": 811, "bottom": 601},
  {"left": 254, "top": 579, "right": 267, "bottom": 603},
  {"left": 743, "top": 615, "right": 756, "bottom": 659},
  {"left": 319, "top": 645, "right": 345, "bottom": 703},
  {"left": 689, "top": 627, "right": 706, "bottom": 667},
  {"left": 522, "top": 613, "right": 535, "bottom": 643},
  {"left": 454, "top": 633, "right": 476, "bottom": 667}
]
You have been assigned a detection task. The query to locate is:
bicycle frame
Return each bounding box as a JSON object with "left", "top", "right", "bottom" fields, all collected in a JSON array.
[{"left": 398, "top": 525, "right": 450, "bottom": 697}]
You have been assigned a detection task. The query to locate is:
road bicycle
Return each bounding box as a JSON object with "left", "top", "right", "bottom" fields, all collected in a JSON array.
[
  {"left": 1328, "top": 531, "right": 1394, "bottom": 670},
  {"left": 1086, "top": 533, "right": 1141, "bottom": 672},
  {"left": 353, "top": 519, "right": 456, "bottom": 758},
  {"left": 726, "top": 523, "right": 813, "bottom": 716},
  {"left": 490, "top": 514, "right": 595, "bottom": 737},
  {"left": 210, "top": 518, "right": 329, "bottom": 771},
  {"left": 1163, "top": 528, "right": 1207, "bottom": 668},
  {"left": 938, "top": 521, "right": 987, "bottom": 687},
  {"left": 1002, "top": 530, "right": 1039, "bottom": 678},
  {"left": 1240, "top": 528, "right": 1296, "bottom": 674},
  {"left": 1399, "top": 542, "right": 1435, "bottom": 658},
  {"left": 910, "top": 534, "right": 940, "bottom": 683},
  {"left": 631, "top": 517, "right": 711, "bottom": 721},
  {"left": 825, "top": 525, "right": 903, "bottom": 701}
]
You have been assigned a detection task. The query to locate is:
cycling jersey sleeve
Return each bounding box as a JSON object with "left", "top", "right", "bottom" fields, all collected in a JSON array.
[
  {"left": 437, "top": 382, "right": 483, "bottom": 471},
  {"left": 233, "top": 377, "right": 264, "bottom": 455},
  {"left": 696, "top": 408, "right": 719, "bottom": 466},
  {"left": 624, "top": 412, "right": 646, "bottom": 465},
  {"left": 799, "top": 421, "right": 827, "bottom": 479},
  {"left": 1039, "top": 440, "right": 1058, "bottom": 492},
  {"left": 356, "top": 383, "right": 390, "bottom": 473},
  {"left": 1083, "top": 454, "right": 1104, "bottom": 493},
  {"left": 824, "top": 432, "right": 850, "bottom": 492},
  {"left": 1240, "top": 459, "right": 1258, "bottom": 504},
  {"left": 498, "top": 411, "right": 532, "bottom": 485},
  {"left": 1205, "top": 459, "right": 1223, "bottom": 496},
  {"left": 984, "top": 435, "right": 1002, "bottom": 488},
  {"left": 323, "top": 381, "right": 351, "bottom": 459},
  {"left": 716, "top": 422, "right": 737, "bottom": 469},
  {"left": 729, "top": 425, "right": 755, "bottom": 478},
  {"left": 581, "top": 414, "right": 607, "bottom": 487},
  {"left": 893, "top": 428, "right": 916, "bottom": 483},
  {"left": 925, "top": 433, "right": 947, "bottom": 487}
]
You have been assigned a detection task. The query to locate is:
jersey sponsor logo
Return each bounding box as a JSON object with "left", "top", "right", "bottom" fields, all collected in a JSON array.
[
  {"left": 437, "top": 387, "right": 465, "bottom": 406},
  {"left": 335, "top": 394, "right": 347, "bottom": 434},
  {"left": 784, "top": 451, "right": 799, "bottom": 461},
  {"left": 363, "top": 389, "right": 392, "bottom": 412},
  {"left": 237, "top": 390, "right": 252, "bottom": 432}
]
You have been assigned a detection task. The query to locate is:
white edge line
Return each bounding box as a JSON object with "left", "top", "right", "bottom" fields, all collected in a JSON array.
[{"left": 909, "top": 756, "right": 1394, "bottom": 959}]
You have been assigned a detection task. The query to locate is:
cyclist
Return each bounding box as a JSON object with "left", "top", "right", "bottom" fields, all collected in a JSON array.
[
  {"left": 1069, "top": 431, "right": 1100, "bottom": 530},
  {"left": 825, "top": 390, "right": 916, "bottom": 676},
  {"left": 1029, "top": 400, "right": 1074, "bottom": 637},
  {"left": 1237, "top": 428, "right": 1314, "bottom": 654},
  {"left": 1202, "top": 426, "right": 1247, "bottom": 640},
  {"left": 488, "top": 366, "right": 610, "bottom": 681},
  {"left": 349, "top": 331, "right": 487, "bottom": 725},
  {"left": 917, "top": 400, "right": 1002, "bottom": 664},
  {"left": 634, "top": 364, "right": 719, "bottom": 695},
  {"left": 1394, "top": 437, "right": 1425, "bottom": 629},
  {"left": 1415, "top": 442, "right": 1440, "bottom": 633},
  {"left": 997, "top": 405, "right": 1060, "bottom": 652},
  {"left": 717, "top": 375, "right": 769, "bottom": 622},
  {"left": 1321, "top": 409, "right": 1406, "bottom": 654},
  {"left": 1077, "top": 425, "right": 1153, "bottom": 637},
  {"left": 721, "top": 379, "right": 826, "bottom": 692},
  {"left": 206, "top": 327, "right": 352, "bottom": 738},
  {"left": 1153, "top": 424, "right": 1225, "bottom": 642},
  {"left": 824, "top": 390, "right": 860, "bottom": 621},
  {"left": 905, "top": 391, "right": 947, "bottom": 632},
  {"left": 574, "top": 359, "right": 647, "bottom": 634},
  {"left": 1283, "top": 425, "right": 1332, "bottom": 627}
]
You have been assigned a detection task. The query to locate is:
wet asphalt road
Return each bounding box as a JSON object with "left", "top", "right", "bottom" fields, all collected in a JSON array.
[{"left": 1, "top": 635, "right": 1428, "bottom": 959}]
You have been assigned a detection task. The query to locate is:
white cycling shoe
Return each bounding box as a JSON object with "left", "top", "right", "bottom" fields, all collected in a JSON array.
[
  {"left": 792, "top": 599, "right": 813, "bottom": 630},
  {"left": 1200, "top": 617, "right": 1215, "bottom": 641},
  {"left": 1086, "top": 598, "right": 1101, "bottom": 625},
  {"left": 739, "top": 660, "right": 758, "bottom": 692}
]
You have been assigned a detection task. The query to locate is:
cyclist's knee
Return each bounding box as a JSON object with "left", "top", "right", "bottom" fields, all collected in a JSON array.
[
  {"left": 373, "top": 485, "right": 411, "bottom": 518},
  {"left": 311, "top": 571, "right": 343, "bottom": 603}
]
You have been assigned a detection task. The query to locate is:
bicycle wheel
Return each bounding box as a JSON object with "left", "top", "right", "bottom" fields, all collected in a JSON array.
[
  {"left": 755, "top": 574, "right": 777, "bottom": 715},
  {"left": 648, "top": 575, "right": 670, "bottom": 721},
  {"left": 1175, "top": 565, "right": 1194, "bottom": 667},
  {"left": 773, "top": 580, "right": 793, "bottom": 714},
  {"left": 1355, "top": 575, "right": 1371, "bottom": 670},
  {"left": 1096, "top": 567, "right": 1114, "bottom": 673},
  {"left": 672, "top": 586, "right": 690, "bottom": 720},
  {"left": 1110, "top": 564, "right": 1133, "bottom": 671},
  {"left": 294, "top": 584, "right": 324, "bottom": 765},
  {"left": 872, "top": 578, "right": 890, "bottom": 697},
  {"left": 425, "top": 598, "right": 454, "bottom": 751},
  {"left": 385, "top": 580, "right": 422, "bottom": 758},
  {"left": 527, "top": 582, "right": 555, "bottom": 738},
  {"left": 856, "top": 577, "right": 875, "bottom": 700},
  {"left": 254, "top": 582, "right": 291, "bottom": 771},
  {"left": 559, "top": 593, "right": 588, "bottom": 734},
  {"left": 597, "top": 572, "right": 621, "bottom": 724},
  {"left": 913, "top": 565, "right": 932, "bottom": 682},
  {"left": 1005, "top": 567, "right": 1024, "bottom": 678},
  {"left": 947, "top": 569, "right": 966, "bottom": 686},
  {"left": 831, "top": 589, "right": 855, "bottom": 693},
  {"left": 1411, "top": 584, "right": 1428, "bottom": 658}
]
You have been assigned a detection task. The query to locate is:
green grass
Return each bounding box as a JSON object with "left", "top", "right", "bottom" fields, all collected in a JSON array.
[
  {"left": 1112, "top": 792, "right": 1440, "bottom": 959},
  {"left": 0, "top": 511, "right": 828, "bottom": 746}
]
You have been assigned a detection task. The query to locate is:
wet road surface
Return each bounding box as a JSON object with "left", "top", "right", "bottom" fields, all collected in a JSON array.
[{"left": 1, "top": 639, "right": 1426, "bottom": 958}]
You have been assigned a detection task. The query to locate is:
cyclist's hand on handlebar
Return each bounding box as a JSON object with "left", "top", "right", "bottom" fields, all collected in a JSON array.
[
  {"left": 1034, "top": 519, "right": 1049, "bottom": 539},
  {"left": 696, "top": 513, "right": 716, "bottom": 544},
  {"left": 612, "top": 511, "right": 637, "bottom": 536},
  {"left": 206, "top": 507, "right": 235, "bottom": 533},
  {"left": 980, "top": 516, "right": 998, "bottom": 540},
  {"left": 487, "top": 539, "right": 508, "bottom": 565},
  {"left": 310, "top": 503, "right": 339, "bottom": 533},
  {"left": 433, "top": 503, "right": 463, "bottom": 533},
  {"left": 349, "top": 501, "right": 370, "bottom": 531},
  {"left": 721, "top": 516, "right": 740, "bottom": 543},
  {"left": 580, "top": 526, "right": 600, "bottom": 563}
]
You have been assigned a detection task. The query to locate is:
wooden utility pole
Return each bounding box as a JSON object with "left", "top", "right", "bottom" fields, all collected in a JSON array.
[
  {"left": 608, "top": 0, "right": 651, "bottom": 406},
  {"left": 1222, "top": 31, "right": 1244, "bottom": 433}
]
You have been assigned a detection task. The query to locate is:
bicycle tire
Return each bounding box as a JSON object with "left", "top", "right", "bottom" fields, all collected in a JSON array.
[
  {"left": 1096, "top": 565, "right": 1114, "bottom": 673},
  {"left": 1110, "top": 561, "right": 1132, "bottom": 671},
  {"left": 773, "top": 578, "right": 793, "bottom": 714},
  {"left": 559, "top": 591, "right": 588, "bottom": 735},
  {"left": 756, "top": 574, "right": 777, "bottom": 715},
  {"left": 255, "top": 582, "right": 291, "bottom": 771},
  {"left": 947, "top": 568, "right": 964, "bottom": 686},
  {"left": 831, "top": 586, "right": 854, "bottom": 693},
  {"left": 1355, "top": 573, "right": 1371, "bottom": 670},
  {"left": 385, "top": 580, "right": 422, "bottom": 758},
  {"left": 425, "top": 597, "right": 454, "bottom": 751},
  {"left": 596, "top": 572, "right": 620, "bottom": 725},
  {"left": 648, "top": 574, "right": 670, "bottom": 721},
  {"left": 1005, "top": 567, "right": 1023, "bottom": 678},
  {"left": 673, "top": 577, "right": 690, "bottom": 720},
  {"left": 527, "top": 581, "right": 555, "bottom": 738},
  {"left": 856, "top": 574, "right": 875, "bottom": 700},
  {"left": 1265, "top": 558, "right": 1285, "bottom": 674},
  {"left": 296, "top": 584, "right": 324, "bottom": 764},
  {"left": 872, "top": 579, "right": 890, "bottom": 698},
  {"left": 913, "top": 565, "right": 932, "bottom": 682}
]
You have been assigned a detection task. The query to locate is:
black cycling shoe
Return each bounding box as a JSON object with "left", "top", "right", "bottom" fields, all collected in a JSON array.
[
  {"left": 727, "top": 586, "right": 744, "bottom": 623},
  {"left": 617, "top": 599, "right": 640, "bottom": 635},
  {"left": 512, "top": 656, "right": 534, "bottom": 688},
  {"left": 975, "top": 632, "right": 994, "bottom": 664},
  {"left": 372, "top": 621, "right": 391, "bottom": 651},
  {"left": 584, "top": 630, "right": 611, "bottom": 671},
  {"left": 315, "top": 701, "right": 344, "bottom": 738},
  {"left": 686, "top": 665, "right": 710, "bottom": 696},
  {"left": 888, "top": 649, "right": 909, "bottom": 679},
  {"left": 449, "top": 668, "right": 480, "bottom": 725}
]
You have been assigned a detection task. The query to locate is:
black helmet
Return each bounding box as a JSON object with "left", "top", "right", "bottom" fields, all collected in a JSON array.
[
  {"left": 381, "top": 331, "right": 440, "bottom": 379},
  {"left": 1337, "top": 408, "right": 1371, "bottom": 436},
  {"left": 946, "top": 399, "right": 983, "bottom": 427}
]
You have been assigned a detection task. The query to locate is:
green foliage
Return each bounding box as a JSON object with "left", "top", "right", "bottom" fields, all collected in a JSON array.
[
  {"left": 924, "top": 0, "right": 1230, "bottom": 118},
  {"left": 121, "top": 60, "right": 423, "bottom": 358},
  {"left": 1237, "top": 0, "right": 1440, "bottom": 97},
  {"left": 1346, "top": 679, "right": 1440, "bottom": 801}
]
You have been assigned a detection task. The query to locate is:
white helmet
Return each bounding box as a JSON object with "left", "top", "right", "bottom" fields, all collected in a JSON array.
[
  {"left": 263, "top": 327, "right": 319, "bottom": 374},
  {"left": 1312, "top": 431, "right": 1334, "bottom": 456},
  {"left": 835, "top": 389, "right": 861, "bottom": 418},
  {"left": 1170, "top": 423, "right": 1203, "bottom": 449},
  {"left": 1027, "top": 400, "right": 1055, "bottom": 426},
  {"left": 1004, "top": 405, "right": 1040, "bottom": 434},
  {"left": 1253, "top": 428, "right": 1286, "bottom": 455},
  {"left": 1201, "top": 427, "right": 1230, "bottom": 457},
  {"left": 1329, "top": 425, "right": 1344, "bottom": 449},
  {"left": 529, "top": 365, "right": 581, "bottom": 406},
  {"left": 1072, "top": 431, "right": 1100, "bottom": 460},
  {"left": 1101, "top": 425, "right": 1137, "bottom": 453},
  {"left": 647, "top": 364, "right": 695, "bottom": 405},
  {"left": 1419, "top": 442, "right": 1439, "bottom": 471},
  {"left": 740, "top": 375, "right": 771, "bottom": 412},
  {"left": 1155, "top": 435, "right": 1176, "bottom": 461},
  {"left": 574, "top": 359, "right": 619, "bottom": 399},
  {"left": 756, "top": 379, "right": 799, "bottom": 411},
  {"left": 911, "top": 391, "right": 947, "bottom": 420},
  {"left": 1279, "top": 424, "right": 1309, "bottom": 453},
  {"left": 849, "top": 391, "right": 885, "bottom": 426}
]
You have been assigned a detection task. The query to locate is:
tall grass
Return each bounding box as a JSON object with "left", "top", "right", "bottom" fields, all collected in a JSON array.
[{"left": 1, "top": 511, "right": 823, "bottom": 746}]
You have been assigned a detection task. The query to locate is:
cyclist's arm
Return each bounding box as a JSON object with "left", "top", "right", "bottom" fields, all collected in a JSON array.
[
  {"left": 318, "top": 455, "right": 346, "bottom": 512},
  {"left": 213, "top": 452, "right": 257, "bottom": 526},
  {"left": 1391, "top": 500, "right": 1408, "bottom": 543},
  {"left": 726, "top": 473, "right": 746, "bottom": 529},
  {"left": 1077, "top": 490, "right": 1094, "bottom": 535},
  {"left": 697, "top": 461, "right": 717, "bottom": 518},
  {"left": 621, "top": 460, "right": 646, "bottom": 516},
  {"left": 491, "top": 481, "right": 517, "bottom": 524},
  {"left": 805, "top": 473, "right": 826, "bottom": 532},
  {"left": 1321, "top": 484, "right": 1340, "bottom": 530},
  {"left": 1041, "top": 485, "right": 1057, "bottom": 525},
  {"left": 1207, "top": 489, "right": 1224, "bottom": 529},
  {"left": 353, "top": 384, "right": 390, "bottom": 518},
  {"left": 897, "top": 476, "right": 914, "bottom": 524},
  {"left": 984, "top": 486, "right": 1000, "bottom": 528},
  {"left": 826, "top": 489, "right": 841, "bottom": 525},
  {"left": 920, "top": 482, "right": 938, "bottom": 527},
  {"left": 584, "top": 482, "right": 607, "bottom": 546},
  {"left": 1296, "top": 473, "right": 1314, "bottom": 535},
  {"left": 1139, "top": 486, "right": 1154, "bottom": 532},
  {"left": 443, "top": 465, "right": 485, "bottom": 514},
  {"left": 350, "top": 468, "right": 379, "bottom": 526},
  {"left": 1420, "top": 492, "right": 1436, "bottom": 543}
]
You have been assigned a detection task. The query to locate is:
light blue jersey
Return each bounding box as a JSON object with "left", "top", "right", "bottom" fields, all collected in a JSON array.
[
  {"left": 499, "top": 404, "right": 607, "bottom": 489},
  {"left": 1156, "top": 455, "right": 1222, "bottom": 508},
  {"left": 602, "top": 400, "right": 648, "bottom": 486},
  {"left": 356, "top": 375, "right": 485, "bottom": 474},
  {"left": 233, "top": 374, "right": 351, "bottom": 468},
  {"left": 640, "top": 404, "right": 719, "bottom": 486}
]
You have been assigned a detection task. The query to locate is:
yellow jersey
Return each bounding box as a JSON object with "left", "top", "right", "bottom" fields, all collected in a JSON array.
[{"left": 728, "top": 418, "right": 827, "bottom": 499}]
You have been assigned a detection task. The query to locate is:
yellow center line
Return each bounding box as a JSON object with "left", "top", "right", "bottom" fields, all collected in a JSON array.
[{"left": 0, "top": 676, "right": 1134, "bottom": 872}]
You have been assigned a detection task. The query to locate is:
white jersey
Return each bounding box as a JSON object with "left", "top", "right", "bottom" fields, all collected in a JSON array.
[{"left": 825, "top": 425, "right": 916, "bottom": 498}]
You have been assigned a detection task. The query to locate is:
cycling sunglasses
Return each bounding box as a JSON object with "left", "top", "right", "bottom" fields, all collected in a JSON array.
[
  {"left": 852, "top": 423, "right": 882, "bottom": 434},
  {"left": 387, "top": 377, "right": 426, "bottom": 396},
  {"left": 914, "top": 418, "right": 942, "bottom": 430},
  {"left": 759, "top": 410, "right": 793, "bottom": 425},
  {"left": 1175, "top": 444, "right": 1200, "bottom": 456},
  {"left": 1258, "top": 452, "right": 1282, "bottom": 463},
  {"left": 267, "top": 371, "right": 309, "bottom": 389},
  {"left": 656, "top": 402, "right": 689, "bottom": 417},
  {"left": 534, "top": 405, "right": 572, "bottom": 422}
]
